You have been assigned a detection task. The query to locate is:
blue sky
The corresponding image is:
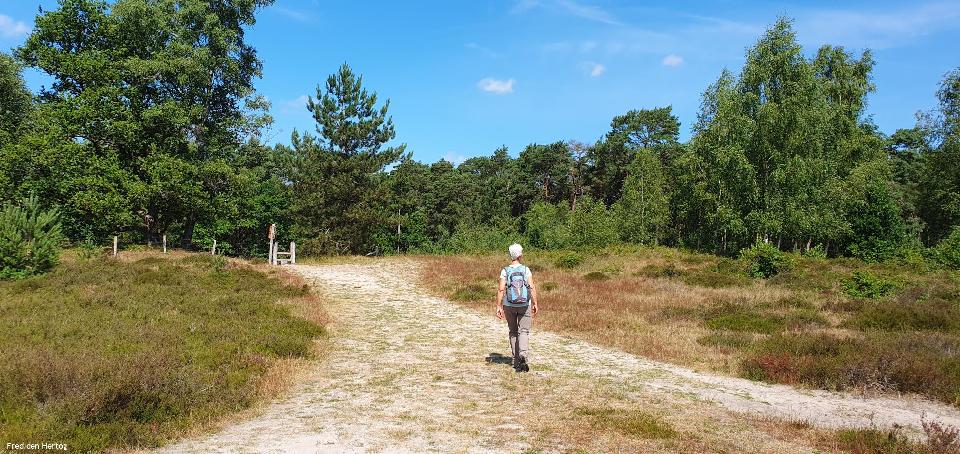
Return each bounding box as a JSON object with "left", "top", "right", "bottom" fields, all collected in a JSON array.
[{"left": 2, "top": 1, "right": 959, "bottom": 164}]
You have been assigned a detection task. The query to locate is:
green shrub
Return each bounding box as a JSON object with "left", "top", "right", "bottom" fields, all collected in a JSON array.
[
  {"left": 568, "top": 196, "right": 619, "bottom": 250},
  {"left": 0, "top": 195, "right": 64, "bottom": 279},
  {"left": 451, "top": 284, "right": 493, "bottom": 302},
  {"left": 541, "top": 281, "right": 559, "bottom": 291},
  {"left": 635, "top": 263, "right": 683, "bottom": 278},
  {"left": 702, "top": 302, "right": 784, "bottom": 334},
  {"left": 76, "top": 235, "right": 101, "bottom": 261},
  {"left": 583, "top": 271, "right": 609, "bottom": 281},
  {"left": 555, "top": 252, "right": 584, "bottom": 269},
  {"left": 444, "top": 224, "right": 524, "bottom": 254},
  {"left": 525, "top": 201, "right": 571, "bottom": 249},
  {"left": 841, "top": 271, "right": 899, "bottom": 299},
  {"left": 211, "top": 255, "right": 228, "bottom": 273},
  {"left": 739, "top": 241, "right": 793, "bottom": 278},
  {"left": 933, "top": 226, "right": 960, "bottom": 270},
  {"left": 802, "top": 244, "right": 827, "bottom": 259}
]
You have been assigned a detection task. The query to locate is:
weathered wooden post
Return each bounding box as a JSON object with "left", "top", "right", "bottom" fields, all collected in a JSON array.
[
  {"left": 211, "top": 239, "right": 217, "bottom": 255},
  {"left": 113, "top": 236, "right": 118, "bottom": 256},
  {"left": 268, "top": 224, "right": 276, "bottom": 265},
  {"left": 162, "top": 235, "right": 167, "bottom": 253},
  {"left": 290, "top": 242, "right": 296, "bottom": 264}
]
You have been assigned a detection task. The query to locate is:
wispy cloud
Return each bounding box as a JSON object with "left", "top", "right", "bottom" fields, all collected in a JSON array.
[
  {"left": 443, "top": 152, "right": 467, "bottom": 166},
  {"left": 465, "top": 42, "right": 500, "bottom": 58},
  {"left": 279, "top": 95, "right": 311, "bottom": 114},
  {"left": 682, "top": 14, "right": 765, "bottom": 37},
  {"left": 555, "top": 0, "right": 620, "bottom": 25},
  {"left": 796, "top": 2, "right": 960, "bottom": 49},
  {"left": 662, "top": 54, "right": 684, "bottom": 67},
  {"left": 0, "top": 14, "right": 29, "bottom": 38},
  {"left": 579, "top": 61, "right": 606, "bottom": 77},
  {"left": 512, "top": 0, "right": 620, "bottom": 25},
  {"left": 272, "top": 5, "right": 318, "bottom": 23},
  {"left": 477, "top": 78, "right": 516, "bottom": 94}
]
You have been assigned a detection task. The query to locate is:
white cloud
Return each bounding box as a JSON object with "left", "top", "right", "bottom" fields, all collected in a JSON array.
[
  {"left": 579, "top": 61, "right": 606, "bottom": 77},
  {"left": 272, "top": 6, "right": 317, "bottom": 23},
  {"left": 555, "top": 0, "right": 620, "bottom": 25},
  {"left": 443, "top": 152, "right": 467, "bottom": 166},
  {"left": 286, "top": 95, "right": 309, "bottom": 107},
  {"left": 511, "top": 0, "right": 620, "bottom": 25},
  {"left": 511, "top": 0, "right": 540, "bottom": 14},
  {"left": 662, "top": 54, "right": 684, "bottom": 67},
  {"left": 465, "top": 42, "right": 499, "bottom": 58},
  {"left": 279, "top": 95, "right": 311, "bottom": 114},
  {"left": 477, "top": 78, "right": 515, "bottom": 94},
  {"left": 796, "top": 2, "right": 960, "bottom": 49},
  {"left": 0, "top": 15, "right": 29, "bottom": 38}
]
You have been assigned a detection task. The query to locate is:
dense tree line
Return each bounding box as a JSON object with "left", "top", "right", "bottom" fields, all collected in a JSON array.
[{"left": 1, "top": 3, "right": 958, "bottom": 263}]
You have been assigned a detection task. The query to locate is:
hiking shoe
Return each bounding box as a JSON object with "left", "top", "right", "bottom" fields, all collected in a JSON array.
[{"left": 517, "top": 357, "right": 529, "bottom": 373}]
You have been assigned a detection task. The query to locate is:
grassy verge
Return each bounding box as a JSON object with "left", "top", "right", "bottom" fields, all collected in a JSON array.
[
  {"left": 421, "top": 246, "right": 960, "bottom": 407},
  {"left": 0, "top": 252, "right": 327, "bottom": 452}
]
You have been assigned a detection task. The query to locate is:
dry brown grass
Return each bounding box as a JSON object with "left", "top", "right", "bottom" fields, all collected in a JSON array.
[{"left": 421, "top": 251, "right": 800, "bottom": 374}]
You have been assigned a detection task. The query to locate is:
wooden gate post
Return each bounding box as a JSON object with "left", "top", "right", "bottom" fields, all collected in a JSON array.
[
  {"left": 162, "top": 235, "right": 167, "bottom": 253},
  {"left": 113, "top": 236, "right": 118, "bottom": 256},
  {"left": 211, "top": 239, "right": 217, "bottom": 255},
  {"left": 290, "top": 242, "right": 296, "bottom": 264}
]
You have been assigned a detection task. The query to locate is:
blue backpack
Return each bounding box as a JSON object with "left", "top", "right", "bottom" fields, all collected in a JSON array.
[{"left": 504, "top": 265, "right": 531, "bottom": 305}]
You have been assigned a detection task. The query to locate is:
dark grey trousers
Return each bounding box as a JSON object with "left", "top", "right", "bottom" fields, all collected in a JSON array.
[{"left": 504, "top": 305, "right": 532, "bottom": 362}]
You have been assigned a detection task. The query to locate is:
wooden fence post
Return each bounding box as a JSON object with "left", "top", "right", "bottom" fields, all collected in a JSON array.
[
  {"left": 290, "top": 242, "right": 296, "bottom": 264},
  {"left": 162, "top": 235, "right": 167, "bottom": 253},
  {"left": 211, "top": 239, "right": 216, "bottom": 255},
  {"left": 113, "top": 236, "right": 118, "bottom": 256}
]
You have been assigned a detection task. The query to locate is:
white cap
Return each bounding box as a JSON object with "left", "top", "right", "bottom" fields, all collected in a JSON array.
[{"left": 509, "top": 243, "right": 523, "bottom": 260}]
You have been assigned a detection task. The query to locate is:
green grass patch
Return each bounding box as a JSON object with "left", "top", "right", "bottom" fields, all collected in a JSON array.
[
  {"left": 583, "top": 271, "right": 610, "bottom": 281},
  {"left": 0, "top": 254, "right": 325, "bottom": 452},
  {"left": 574, "top": 407, "right": 677, "bottom": 439},
  {"left": 697, "top": 332, "right": 755, "bottom": 350},
  {"left": 541, "top": 281, "right": 559, "bottom": 291},
  {"left": 702, "top": 302, "right": 785, "bottom": 334},
  {"left": 450, "top": 284, "right": 493, "bottom": 302}
]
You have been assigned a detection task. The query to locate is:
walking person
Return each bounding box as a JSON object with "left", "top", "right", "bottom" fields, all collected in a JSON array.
[{"left": 496, "top": 243, "right": 539, "bottom": 372}]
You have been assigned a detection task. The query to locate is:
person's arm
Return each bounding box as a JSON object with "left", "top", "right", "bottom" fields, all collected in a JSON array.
[
  {"left": 527, "top": 273, "right": 539, "bottom": 316},
  {"left": 496, "top": 272, "right": 506, "bottom": 320}
]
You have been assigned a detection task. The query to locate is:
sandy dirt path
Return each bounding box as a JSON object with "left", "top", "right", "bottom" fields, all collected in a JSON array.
[{"left": 155, "top": 260, "right": 960, "bottom": 453}]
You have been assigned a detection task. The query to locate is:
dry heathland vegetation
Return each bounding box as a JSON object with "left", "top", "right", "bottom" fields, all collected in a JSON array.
[
  {"left": 0, "top": 251, "right": 328, "bottom": 452},
  {"left": 424, "top": 246, "right": 960, "bottom": 407}
]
